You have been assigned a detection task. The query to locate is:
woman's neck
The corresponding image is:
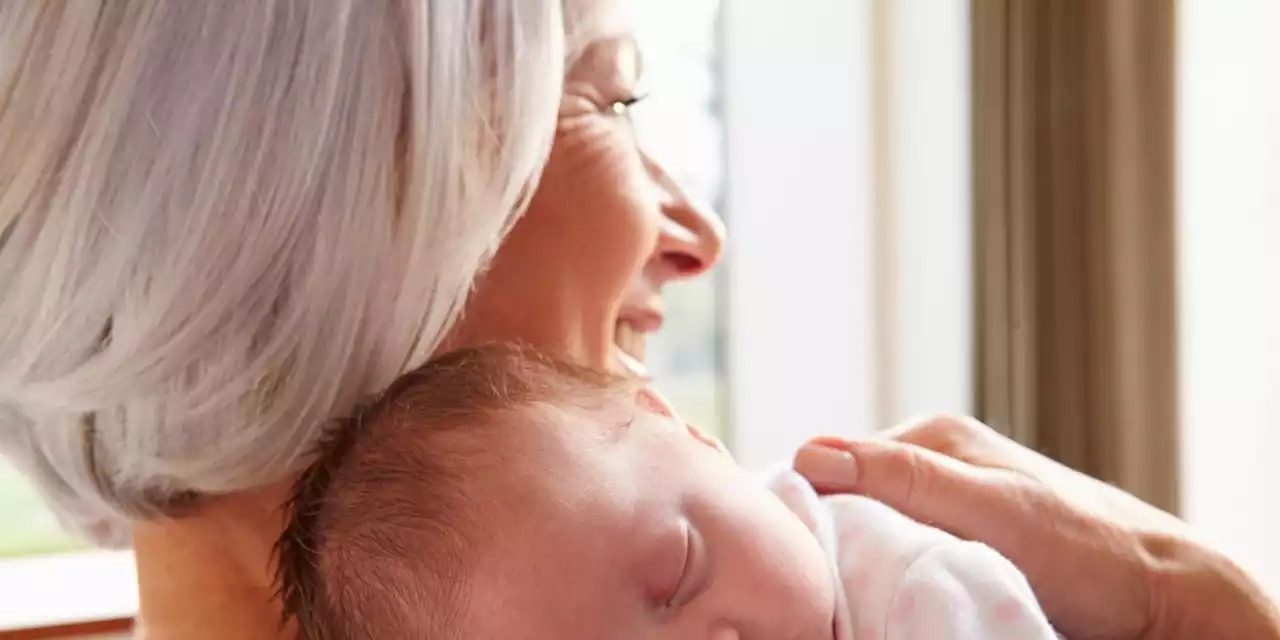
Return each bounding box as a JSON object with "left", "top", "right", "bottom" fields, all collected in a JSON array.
[{"left": 132, "top": 479, "right": 298, "bottom": 640}]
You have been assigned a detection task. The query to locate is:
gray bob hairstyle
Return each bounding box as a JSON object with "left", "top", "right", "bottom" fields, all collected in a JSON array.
[{"left": 0, "top": 0, "right": 614, "bottom": 546}]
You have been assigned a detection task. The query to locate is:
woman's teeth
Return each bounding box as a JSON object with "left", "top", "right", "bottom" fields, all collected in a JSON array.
[
  {"left": 615, "top": 321, "right": 648, "bottom": 376},
  {"left": 615, "top": 321, "right": 646, "bottom": 361}
]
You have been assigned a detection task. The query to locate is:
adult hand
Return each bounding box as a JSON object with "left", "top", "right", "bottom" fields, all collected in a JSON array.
[{"left": 793, "top": 415, "right": 1280, "bottom": 640}]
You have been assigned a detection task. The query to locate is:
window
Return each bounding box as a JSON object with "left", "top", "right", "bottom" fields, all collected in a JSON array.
[
  {"left": 0, "top": 465, "right": 136, "bottom": 634},
  {"left": 719, "top": 0, "right": 972, "bottom": 468},
  {"left": 630, "top": 0, "right": 728, "bottom": 439},
  {"left": 0, "top": 463, "right": 80, "bottom": 559}
]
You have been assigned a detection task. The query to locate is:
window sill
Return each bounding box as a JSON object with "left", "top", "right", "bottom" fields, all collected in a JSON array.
[{"left": 0, "top": 551, "right": 137, "bottom": 636}]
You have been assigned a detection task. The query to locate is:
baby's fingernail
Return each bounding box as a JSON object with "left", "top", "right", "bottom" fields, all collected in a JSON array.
[{"left": 794, "top": 444, "right": 858, "bottom": 489}]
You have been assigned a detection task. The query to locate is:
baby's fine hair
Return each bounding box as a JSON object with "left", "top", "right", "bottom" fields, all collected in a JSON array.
[{"left": 275, "top": 344, "right": 635, "bottom": 640}]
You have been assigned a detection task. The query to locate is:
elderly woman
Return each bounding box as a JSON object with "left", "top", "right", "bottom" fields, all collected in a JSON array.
[{"left": 0, "top": 1, "right": 1275, "bottom": 639}]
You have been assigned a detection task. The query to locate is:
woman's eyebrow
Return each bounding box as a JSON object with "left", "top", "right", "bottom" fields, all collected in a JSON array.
[{"left": 578, "top": 36, "right": 643, "bottom": 86}]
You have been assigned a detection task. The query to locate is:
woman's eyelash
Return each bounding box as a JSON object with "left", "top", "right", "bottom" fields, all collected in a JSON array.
[{"left": 608, "top": 93, "right": 649, "bottom": 116}]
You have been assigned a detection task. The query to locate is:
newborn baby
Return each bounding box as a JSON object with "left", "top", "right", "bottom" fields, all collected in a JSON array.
[{"left": 275, "top": 345, "right": 1057, "bottom": 639}]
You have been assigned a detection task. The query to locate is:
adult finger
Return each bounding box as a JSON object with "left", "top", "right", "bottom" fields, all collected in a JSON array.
[
  {"left": 793, "top": 438, "right": 1024, "bottom": 546},
  {"left": 874, "top": 414, "right": 994, "bottom": 459}
]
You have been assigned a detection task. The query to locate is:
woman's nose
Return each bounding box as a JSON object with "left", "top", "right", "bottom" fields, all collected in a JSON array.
[{"left": 646, "top": 155, "right": 726, "bottom": 280}]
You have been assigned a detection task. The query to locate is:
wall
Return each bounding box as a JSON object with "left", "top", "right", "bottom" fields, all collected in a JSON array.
[{"left": 1179, "top": 0, "right": 1280, "bottom": 597}]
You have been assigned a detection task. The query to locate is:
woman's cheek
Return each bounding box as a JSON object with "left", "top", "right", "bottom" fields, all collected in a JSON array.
[{"left": 544, "top": 122, "right": 659, "bottom": 277}]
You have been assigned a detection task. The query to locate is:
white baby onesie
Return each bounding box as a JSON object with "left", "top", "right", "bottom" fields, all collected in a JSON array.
[{"left": 766, "top": 468, "right": 1058, "bottom": 640}]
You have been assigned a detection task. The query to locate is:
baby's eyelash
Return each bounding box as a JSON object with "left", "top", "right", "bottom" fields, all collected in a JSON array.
[{"left": 664, "top": 521, "right": 694, "bottom": 609}]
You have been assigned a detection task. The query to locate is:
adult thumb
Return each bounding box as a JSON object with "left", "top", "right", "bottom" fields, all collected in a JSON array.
[{"left": 794, "top": 438, "right": 1017, "bottom": 545}]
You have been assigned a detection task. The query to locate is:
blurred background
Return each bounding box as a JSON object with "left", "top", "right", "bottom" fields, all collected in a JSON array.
[{"left": 2, "top": 0, "right": 1278, "bottom": 635}]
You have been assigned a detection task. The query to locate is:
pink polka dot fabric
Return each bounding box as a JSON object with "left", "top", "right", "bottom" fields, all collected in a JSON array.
[{"left": 766, "top": 469, "right": 1058, "bottom": 640}]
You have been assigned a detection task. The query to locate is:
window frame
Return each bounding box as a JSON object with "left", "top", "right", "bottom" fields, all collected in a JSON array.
[{"left": 0, "top": 550, "right": 137, "bottom": 637}]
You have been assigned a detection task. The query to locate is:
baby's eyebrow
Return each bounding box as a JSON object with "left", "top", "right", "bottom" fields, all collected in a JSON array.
[{"left": 606, "top": 415, "right": 637, "bottom": 443}]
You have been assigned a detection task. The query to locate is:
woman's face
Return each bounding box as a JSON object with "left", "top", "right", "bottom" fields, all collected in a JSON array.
[{"left": 444, "top": 35, "right": 724, "bottom": 375}]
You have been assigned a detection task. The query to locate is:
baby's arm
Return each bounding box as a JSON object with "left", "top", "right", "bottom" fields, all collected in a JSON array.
[{"left": 885, "top": 540, "right": 1057, "bottom": 640}]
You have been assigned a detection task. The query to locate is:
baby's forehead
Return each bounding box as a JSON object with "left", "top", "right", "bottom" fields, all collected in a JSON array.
[
  {"left": 477, "top": 397, "right": 641, "bottom": 468},
  {"left": 451, "top": 390, "right": 672, "bottom": 491}
]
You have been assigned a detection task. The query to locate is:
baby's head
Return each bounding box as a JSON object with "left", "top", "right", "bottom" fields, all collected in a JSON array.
[{"left": 276, "top": 345, "right": 835, "bottom": 639}]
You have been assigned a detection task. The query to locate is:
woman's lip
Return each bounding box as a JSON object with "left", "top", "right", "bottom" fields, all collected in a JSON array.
[
  {"left": 618, "top": 307, "right": 664, "bottom": 332},
  {"left": 615, "top": 301, "right": 662, "bottom": 377}
]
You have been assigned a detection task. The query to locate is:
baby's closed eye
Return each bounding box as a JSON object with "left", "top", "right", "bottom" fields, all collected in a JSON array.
[
  {"left": 639, "top": 516, "right": 711, "bottom": 616},
  {"left": 637, "top": 517, "right": 692, "bottom": 611}
]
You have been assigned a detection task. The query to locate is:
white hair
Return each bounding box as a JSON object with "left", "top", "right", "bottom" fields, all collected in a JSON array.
[{"left": 0, "top": 0, "right": 588, "bottom": 546}]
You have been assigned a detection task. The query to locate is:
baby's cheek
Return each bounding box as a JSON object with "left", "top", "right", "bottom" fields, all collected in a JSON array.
[
  {"left": 766, "top": 487, "right": 838, "bottom": 595},
  {"left": 761, "top": 517, "right": 839, "bottom": 630},
  {"left": 714, "top": 472, "right": 838, "bottom": 634}
]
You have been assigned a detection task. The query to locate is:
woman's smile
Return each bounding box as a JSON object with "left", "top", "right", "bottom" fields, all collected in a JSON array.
[{"left": 616, "top": 293, "right": 665, "bottom": 374}]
